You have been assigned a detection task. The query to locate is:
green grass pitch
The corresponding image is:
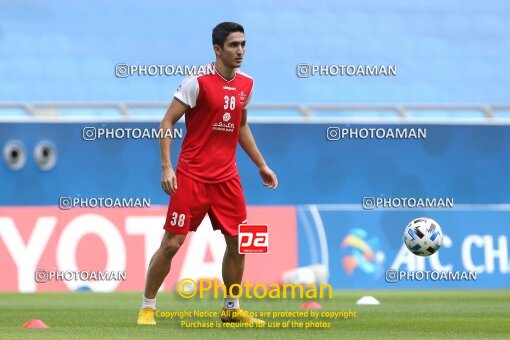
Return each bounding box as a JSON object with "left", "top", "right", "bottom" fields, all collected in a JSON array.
[{"left": 0, "top": 290, "right": 509, "bottom": 339}]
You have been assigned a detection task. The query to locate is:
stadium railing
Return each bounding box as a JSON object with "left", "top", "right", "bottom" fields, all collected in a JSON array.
[{"left": 1, "top": 103, "right": 510, "bottom": 122}]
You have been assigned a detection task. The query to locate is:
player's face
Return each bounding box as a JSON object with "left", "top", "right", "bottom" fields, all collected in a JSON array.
[{"left": 218, "top": 32, "right": 245, "bottom": 68}]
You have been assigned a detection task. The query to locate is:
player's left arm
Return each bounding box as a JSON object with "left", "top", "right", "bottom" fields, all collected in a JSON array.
[{"left": 238, "top": 109, "right": 278, "bottom": 189}]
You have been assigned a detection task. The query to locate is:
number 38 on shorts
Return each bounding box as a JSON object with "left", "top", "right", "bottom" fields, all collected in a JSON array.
[{"left": 170, "top": 212, "right": 186, "bottom": 228}]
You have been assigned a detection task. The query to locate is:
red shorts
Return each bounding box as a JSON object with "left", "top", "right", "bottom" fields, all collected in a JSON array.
[{"left": 163, "top": 171, "right": 247, "bottom": 236}]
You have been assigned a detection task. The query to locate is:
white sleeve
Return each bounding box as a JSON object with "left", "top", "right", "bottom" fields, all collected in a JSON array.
[
  {"left": 244, "top": 83, "right": 254, "bottom": 109},
  {"left": 174, "top": 76, "right": 199, "bottom": 108}
]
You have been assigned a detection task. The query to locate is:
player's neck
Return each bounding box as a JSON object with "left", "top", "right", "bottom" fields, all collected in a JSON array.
[{"left": 214, "top": 61, "right": 236, "bottom": 81}]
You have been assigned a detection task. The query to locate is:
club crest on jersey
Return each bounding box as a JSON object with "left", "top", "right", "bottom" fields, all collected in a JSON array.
[
  {"left": 223, "top": 112, "right": 231, "bottom": 122},
  {"left": 239, "top": 91, "right": 247, "bottom": 106}
]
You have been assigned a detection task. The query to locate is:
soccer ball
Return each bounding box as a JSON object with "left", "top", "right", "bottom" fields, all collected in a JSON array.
[{"left": 403, "top": 217, "right": 443, "bottom": 256}]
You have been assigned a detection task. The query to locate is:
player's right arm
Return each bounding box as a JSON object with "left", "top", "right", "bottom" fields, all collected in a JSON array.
[
  {"left": 160, "top": 99, "right": 188, "bottom": 195},
  {"left": 161, "top": 76, "right": 199, "bottom": 195}
]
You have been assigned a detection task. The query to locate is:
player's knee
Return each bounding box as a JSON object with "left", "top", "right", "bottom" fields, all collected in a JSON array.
[
  {"left": 226, "top": 245, "right": 245, "bottom": 260},
  {"left": 161, "top": 236, "right": 184, "bottom": 259},
  {"left": 225, "top": 236, "right": 240, "bottom": 253}
]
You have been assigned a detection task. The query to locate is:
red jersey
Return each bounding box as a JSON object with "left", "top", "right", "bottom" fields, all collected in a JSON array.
[{"left": 174, "top": 62, "right": 254, "bottom": 183}]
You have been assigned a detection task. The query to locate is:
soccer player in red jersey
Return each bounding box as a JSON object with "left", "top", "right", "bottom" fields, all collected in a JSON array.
[{"left": 137, "top": 22, "right": 277, "bottom": 325}]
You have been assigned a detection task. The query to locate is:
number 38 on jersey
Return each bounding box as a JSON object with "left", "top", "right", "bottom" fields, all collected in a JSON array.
[{"left": 224, "top": 95, "right": 236, "bottom": 110}]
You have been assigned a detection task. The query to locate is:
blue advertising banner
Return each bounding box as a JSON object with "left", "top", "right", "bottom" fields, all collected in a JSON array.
[{"left": 298, "top": 205, "right": 510, "bottom": 289}]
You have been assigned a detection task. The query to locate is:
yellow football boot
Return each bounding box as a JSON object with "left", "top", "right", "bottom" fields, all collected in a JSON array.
[{"left": 137, "top": 308, "right": 156, "bottom": 325}]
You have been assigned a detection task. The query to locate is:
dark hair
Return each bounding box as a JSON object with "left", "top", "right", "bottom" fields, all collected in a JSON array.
[{"left": 212, "top": 22, "right": 244, "bottom": 47}]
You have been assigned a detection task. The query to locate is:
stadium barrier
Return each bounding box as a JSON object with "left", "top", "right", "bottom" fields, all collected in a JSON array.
[{"left": 1, "top": 103, "right": 510, "bottom": 118}]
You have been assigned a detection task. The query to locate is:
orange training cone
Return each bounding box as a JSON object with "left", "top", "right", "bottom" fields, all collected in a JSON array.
[
  {"left": 300, "top": 301, "right": 323, "bottom": 309},
  {"left": 22, "top": 320, "right": 49, "bottom": 328}
]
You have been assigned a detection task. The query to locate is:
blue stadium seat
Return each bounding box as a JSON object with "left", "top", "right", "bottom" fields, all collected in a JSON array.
[{"left": 0, "top": 0, "right": 508, "bottom": 115}]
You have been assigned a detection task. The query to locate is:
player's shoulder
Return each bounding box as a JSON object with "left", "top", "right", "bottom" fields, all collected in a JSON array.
[
  {"left": 176, "top": 64, "right": 216, "bottom": 93},
  {"left": 235, "top": 68, "right": 253, "bottom": 82}
]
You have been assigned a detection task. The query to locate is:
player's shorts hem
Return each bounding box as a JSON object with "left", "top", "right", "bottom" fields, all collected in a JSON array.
[{"left": 162, "top": 225, "right": 189, "bottom": 235}]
